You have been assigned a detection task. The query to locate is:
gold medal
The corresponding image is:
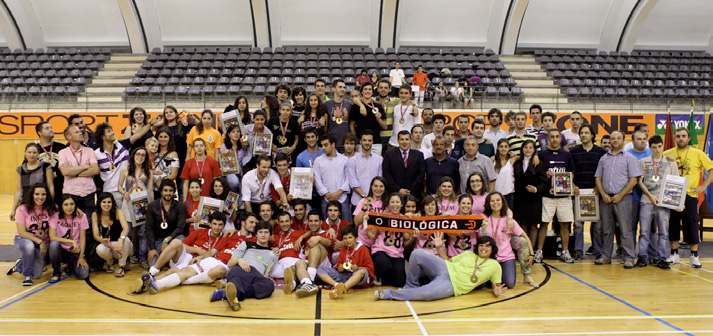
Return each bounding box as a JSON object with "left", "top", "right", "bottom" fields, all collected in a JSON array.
[
  {"left": 260, "top": 193, "right": 264, "bottom": 199},
  {"left": 652, "top": 175, "right": 660, "bottom": 182},
  {"left": 241, "top": 135, "right": 248, "bottom": 142},
  {"left": 399, "top": 119, "right": 405, "bottom": 124},
  {"left": 470, "top": 273, "right": 478, "bottom": 283},
  {"left": 372, "top": 108, "right": 378, "bottom": 115},
  {"left": 336, "top": 118, "right": 343, "bottom": 125},
  {"left": 342, "top": 261, "right": 352, "bottom": 270},
  {"left": 110, "top": 165, "right": 116, "bottom": 171},
  {"left": 279, "top": 136, "right": 287, "bottom": 145}
]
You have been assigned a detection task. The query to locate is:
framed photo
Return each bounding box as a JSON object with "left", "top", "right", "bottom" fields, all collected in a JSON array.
[
  {"left": 289, "top": 167, "right": 313, "bottom": 200},
  {"left": 224, "top": 192, "right": 240, "bottom": 216},
  {"left": 574, "top": 188, "right": 599, "bottom": 221},
  {"left": 218, "top": 151, "right": 241, "bottom": 175},
  {"left": 130, "top": 190, "right": 149, "bottom": 226},
  {"left": 197, "top": 196, "right": 224, "bottom": 228},
  {"left": 253, "top": 133, "right": 273, "bottom": 156},
  {"left": 219, "top": 110, "right": 245, "bottom": 135},
  {"left": 552, "top": 172, "right": 573, "bottom": 196},
  {"left": 657, "top": 175, "right": 688, "bottom": 210}
]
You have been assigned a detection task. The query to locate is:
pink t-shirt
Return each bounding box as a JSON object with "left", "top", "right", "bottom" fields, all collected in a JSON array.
[
  {"left": 50, "top": 214, "right": 89, "bottom": 251},
  {"left": 415, "top": 234, "right": 439, "bottom": 255},
  {"left": 58, "top": 146, "right": 97, "bottom": 197},
  {"left": 354, "top": 197, "right": 384, "bottom": 248},
  {"left": 470, "top": 193, "right": 488, "bottom": 215},
  {"left": 480, "top": 215, "right": 524, "bottom": 262},
  {"left": 371, "top": 230, "right": 406, "bottom": 258},
  {"left": 446, "top": 232, "right": 479, "bottom": 257},
  {"left": 437, "top": 198, "right": 459, "bottom": 215},
  {"left": 15, "top": 205, "right": 57, "bottom": 245}
]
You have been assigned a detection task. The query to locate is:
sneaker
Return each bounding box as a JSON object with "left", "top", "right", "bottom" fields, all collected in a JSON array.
[
  {"left": 623, "top": 262, "right": 634, "bottom": 269},
  {"left": 129, "top": 255, "right": 139, "bottom": 264},
  {"left": 140, "top": 262, "right": 149, "bottom": 269},
  {"left": 585, "top": 246, "right": 595, "bottom": 255},
  {"left": 666, "top": 253, "right": 680, "bottom": 264},
  {"left": 560, "top": 250, "right": 575, "bottom": 264},
  {"left": 374, "top": 290, "right": 384, "bottom": 300},
  {"left": 295, "top": 283, "right": 319, "bottom": 298},
  {"left": 534, "top": 250, "right": 543, "bottom": 264},
  {"left": 329, "top": 283, "right": 346, "bottom": 299},
  {"left": 129, "top": 275, "right": 146, "bottom": 294},
  {"left": 372, "top": 276, "right": 382, "bottom": 286},
  {"left": 594, "top": 259, "right": 611, "bottom": 265},
  {"left": 210, "top": 288, "right": 226, "bottom": 302},
  {"left": 224, "top": 282, "right": 241, "bottom": 311},
  {"left": 142, "top": 272, "right": 159, "bottom": 295},
  {"left": 283, "top": 268, "right": 295, "bottom": 294},
  {"left": 6, "top": 259, "right": 21, "bottom": 276},
  {"left": 633, "top": 259, "right": 648, "bottom": 268},
  {"left": 690, "top": 255, "right": 702, "bottom": 268},
  {"left": 22, "top": 276, "right": 32, "bottom": 286},
  {"left": 573, "top": 253, "right": 583, "bottom": 261},
  {"left": 656, "top": 260, "right": 671, "bottom": 270}
]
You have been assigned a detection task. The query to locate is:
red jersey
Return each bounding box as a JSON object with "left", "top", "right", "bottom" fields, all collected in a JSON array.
[
  {"left": 213, "top": 233, "right": 254, "bottom": 264},
  {"left": 182, "top": 229, "right": 223, "bottom": 257},
  {"left": 291, "top": 217, "right": 309, "bottom": 231},
  {"left": 184, "top": 198, "right": 204, "bottom": 233},
  {"left": 412, "top": 72, "right": 428, "bottom": 91},
  {"left": 273, "top": 229, "right": 308, "bottom": 259},
  {"left": 334, "top": 242, "right": 374, "bottom": 287},
  {"left": 321, "top": 219, "right": 349, "bottom": 241},
  {"left": 271, "top": 171, "right": 293, "bottom": 206},
  {"left": 303, "top": 230, "right": 335, "bottom": 257}
]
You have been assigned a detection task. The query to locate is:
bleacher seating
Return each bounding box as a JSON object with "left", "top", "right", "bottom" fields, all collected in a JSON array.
[
  {"left": 127, "top": 47, "right": 521, "bottom": 99},
  {"left": 535, "top": 50, "right": 712, "bottom": 102},
  {"left": 0, "top": 48, "right": 110, "bottom": 99}
]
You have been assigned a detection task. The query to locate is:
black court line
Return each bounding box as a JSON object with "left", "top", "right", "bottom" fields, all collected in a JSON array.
[
  {"left": 85, "top": 264, "right": 551, "bottom": 321},
  {"left": 314, "top": 289, "right": 322, "bottom": 336}
]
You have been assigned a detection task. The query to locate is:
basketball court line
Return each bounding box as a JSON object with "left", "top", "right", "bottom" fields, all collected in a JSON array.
[
  {"left": 0, "top": 276, "right": 68, "bottom": 310},
  {"left": 0, "top": 281, "right": 49, "bottom": 306},
  {"left": 672, "top": 268, "right": 713, "bottom": 283},
  {"left": 549, "top": 264, "right": 694, "bottom": 336},
  {"left": 405, "top": 300, "right": 428, "bottom": 336}
]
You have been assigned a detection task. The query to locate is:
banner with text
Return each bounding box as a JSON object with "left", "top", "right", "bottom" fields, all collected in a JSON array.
[{"left": 366, "top": 212, "right": 483, "bottom": 234}]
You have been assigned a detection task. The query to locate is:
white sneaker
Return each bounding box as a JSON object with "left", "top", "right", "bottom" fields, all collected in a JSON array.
[
  {"left": 560, "top": 250, "right": 575, "bottom": 264},
  {"left": 374, "top": 290, "right": 384, "bottom": 300},
  {"left": 666, "top": 253, "right": 680, "bottom": 264},
  {"left": 690, "top": 255, "right": 702, "bottom": 268},
  {"left": 534, "top": 250, "right": 543, "bottom": 264}
]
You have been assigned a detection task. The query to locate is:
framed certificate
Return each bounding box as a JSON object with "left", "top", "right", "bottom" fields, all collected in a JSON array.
[
  {"left": 552, "top": 172, "right": 573, "bottom": 196},
  {"left": 574, "top": 188, "right": 599, "bottom": 221},
  {"left": 224, "top": 192, "right": 240, "bottom": 216},
  {"left": 657, "top": 175, "right": 688, "bottom": 210},
  {"left": 253, "top": 133, "right": 273, "bottom": 156},
  {"left": 219, "top": 110, "right": 245, "bottom": 135},
  {"left": 289, "top": 167, "right": 313, "bottom": 200},
  {"left": 218, "top": 151, "right": 241, "bottom": 175},
  {"left": 197, "top": 196, "right": 224, "bottom": 228},
  {"left": 130, "top": 190, "right": 149, "bottom": 226}
]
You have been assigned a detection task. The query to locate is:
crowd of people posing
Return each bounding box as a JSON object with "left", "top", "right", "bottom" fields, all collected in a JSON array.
[{"left": 7, "top": 79, "right": 712, "bottom": 310}]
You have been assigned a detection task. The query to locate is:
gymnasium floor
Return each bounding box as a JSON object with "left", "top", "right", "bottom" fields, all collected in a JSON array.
[{"left": 1, "top": 194, "right": 713, "bottom": 336}]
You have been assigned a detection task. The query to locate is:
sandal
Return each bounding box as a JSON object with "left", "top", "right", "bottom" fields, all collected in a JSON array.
[
  {"left": 49, "top": 276, "right": 61, "bottom": 283},
  {"left": 106, "top": 264, "right": 115, "bottom": 273},
  {"left": 115, "top": 267, "right": 125, "bottom": 278},
  {"left": 524, "top": 276, "right": 539, "bottom": 288}
]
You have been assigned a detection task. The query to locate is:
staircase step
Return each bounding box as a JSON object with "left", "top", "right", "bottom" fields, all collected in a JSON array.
[
  {"left": 96, "top": 70, "right": 137, "bottom": 78},
  {"left": 500, "top": 55, "right": 536, "bottom": 62},
  {"left": 520, "top": 87, "right": 561, "bottom": 95},
  {"left": 86, "top": 87, "right": 127, "bottom": 94},
  {"left": 517, "top": 79, "right": 557, "bottom": 87},
  {"left": 503, "top": 63, "right": 542, "bottom": 71},
  {"left": 104, "top": 63, "right": 143, "bottom": 69},
  {"left": 110, "top": 55, "right": 148, "bottom": 62},
  {"left": 91, "top": 78, "right": 132, "bottom": 85},
  {"left": 77, "top": 96, "right": 124, "bottom": 103}
]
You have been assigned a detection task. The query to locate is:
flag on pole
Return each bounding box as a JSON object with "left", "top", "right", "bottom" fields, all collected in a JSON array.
[
  {"left": 688, "top": 99, "right": 698, "bottom": 148},
  {"left": 664, "top": 101, "right": 675, "bottom": 150},
  {"left": 704, "top": 112, "right": 713, "bottom": 211}
]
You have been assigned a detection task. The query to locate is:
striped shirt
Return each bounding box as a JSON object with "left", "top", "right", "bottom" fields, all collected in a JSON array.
[
  {"left": 94, "top": 138, "right": 132, "bottom": 192},
  {"left": 376, "top": 97, "right": 399, "bottom": 146},
  {"left": 570, "top": 144, "right": 607, "bottom": 189},
  {"left": 506, "top": 132, "right": 539, "bottom": 157}
]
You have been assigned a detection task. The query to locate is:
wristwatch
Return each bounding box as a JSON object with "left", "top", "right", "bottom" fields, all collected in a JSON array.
[{"left": 361, "top": 193, "right": 367, "bottom": 198}]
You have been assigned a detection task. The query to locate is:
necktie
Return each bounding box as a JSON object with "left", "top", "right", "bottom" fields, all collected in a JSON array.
[{"left": 402, "top": 150, "right": 408, "bottom": 167}]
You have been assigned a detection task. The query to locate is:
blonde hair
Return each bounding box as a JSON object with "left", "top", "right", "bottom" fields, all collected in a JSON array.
[{"left": 145, "top": 137, "right": 159, "bottom": 148}]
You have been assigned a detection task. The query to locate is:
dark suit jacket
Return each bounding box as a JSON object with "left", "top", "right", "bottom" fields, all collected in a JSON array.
[{"left": 383, "top": 148, "right": 425, "bottom": 197}]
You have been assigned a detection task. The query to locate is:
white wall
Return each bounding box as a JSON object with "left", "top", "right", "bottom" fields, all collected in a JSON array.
[
  {"left": 396, "top": 0, "right": 492, "bottom": 47},
  {"left": 152, "top": 0, "right": 253, "bottom": 46},
  {"left": 518, "top": 0, "right": 613, "bottom": 49},
  {"left": 0, "top": 22, "right": 7, "bottom": 47},
  {"left": 635, "top": 0, "right": 713, "bottom": 51},
  {"left": 30, "top": 0, "right": 129, "bottom": 47}
]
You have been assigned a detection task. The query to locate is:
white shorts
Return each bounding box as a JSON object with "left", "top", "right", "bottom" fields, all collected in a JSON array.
[
  {"left": 169, "top": 245, "right": 193, "bottom": 269},
  {"left": 542, "top": 197, "right": 574, "bottom": 223},
  {"left": 189, "top": 256, "right": 228, "bottom": 274},
  {"left": 318, "top": 254, "right": 332, "bottom": 269},
  {"left": 269, "top": 257, "right": 300, "bottom": 279}
]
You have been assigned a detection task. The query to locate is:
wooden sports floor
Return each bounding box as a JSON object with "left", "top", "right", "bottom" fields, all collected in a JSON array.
[{"left": 1, "top": 195, "right": 713, "bottom": 336}]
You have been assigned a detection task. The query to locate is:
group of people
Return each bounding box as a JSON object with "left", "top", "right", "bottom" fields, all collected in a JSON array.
[{"left": 7, "top": 76, "right": 711, "bottom": 310}]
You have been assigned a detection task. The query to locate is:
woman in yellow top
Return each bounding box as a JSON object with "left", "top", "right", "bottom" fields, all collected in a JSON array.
[{"left": 186, "top": 110, "right": 223, "bottom": 160}]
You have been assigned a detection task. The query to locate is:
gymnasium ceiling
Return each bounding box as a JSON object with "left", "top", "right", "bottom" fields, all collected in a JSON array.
[{"left": 0, "top": 0, "right": 710, "bottom": 54}]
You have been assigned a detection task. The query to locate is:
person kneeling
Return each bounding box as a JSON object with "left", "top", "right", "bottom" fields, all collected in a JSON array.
[
  {"left": 317, "top": 225, "right": 374, "bottom": 299},
  {"left": 375, "top": 234, "right": 505, "bottom": 301}
]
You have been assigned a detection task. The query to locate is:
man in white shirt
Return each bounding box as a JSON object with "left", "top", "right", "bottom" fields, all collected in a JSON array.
[
  {"left": 388, "top": 61, "right": 407, "bottom": 97},
  {"left": 525, "top": 104, "right": 544, "bottom": 135},
  {"left": 447, "top": 81, "right": 463, "bottom": 108},
  {"left": 387, "top": 87, "right": 421, "bottom": 150},
  {"left": 421, "top": 114, "right": 446, "bottom": 154},
  {"left": 347, "top": 130, "right": 383, "bottom": 208},
  {"left": 561, "top": 111, "right": 583, "bottom": 149},
  {"left": 484, "top": 108, "right": 509, "bottom": 144},
  {"left": 623, "top": 123, "right": 650, "bottom": 152},
  {"left": 241, "top": 155, "right": 289, "bottom": 213},
  {"left": 314, "top": 134, "right": 351, "bottom": 222}
]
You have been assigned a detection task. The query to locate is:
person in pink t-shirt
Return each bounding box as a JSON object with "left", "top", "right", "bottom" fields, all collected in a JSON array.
[
  {"left": 49, "top": 195, "right": 90, "bottom": 282},
  {"left": 353, "top": 177, "right": 387, "bottom": 248},
  {"left": 465, "top": 172, "right": 489, "bottom": 215},
  {"left": 412, "top": 195, "right": 441, "bottom": 255},
  {"left": 366, "top": 193, "right": 415, "bottom": 287},
  {"left": 446, "top": 194, "right": 480, "bottom": 258},
  {"left": 435, "top": 177, "right": 459, "bottom": 215},
  {"left": 480, "top": 192, "right": 537, "bottom": 288},
  {"left": 10, "top": 184, "right": 57, "bottom": 286}
]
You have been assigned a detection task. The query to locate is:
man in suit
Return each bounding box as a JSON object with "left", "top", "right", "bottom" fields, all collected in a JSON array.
[{"left": 383, "top": 130, "right": 426, "bottom": 199}]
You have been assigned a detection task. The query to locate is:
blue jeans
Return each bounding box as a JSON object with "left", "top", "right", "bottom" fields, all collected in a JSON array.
[
  {"left": 500, "top": 259, "right": 516, "bottom": 289},
  {"left": 321, "top": 197, "right": 353, "bottom": 224},
  {"left": 638, "top": 203, "right": 670, "bottom": 262},
  {"left": 14, "top": 236, "right": 45, "bottom": 278},
  {"left": 150, "top": 235, "right": 185, "bottom": 266},
  {"left": 382, "top": 250, "right": 454, "bottom": 301},
  {"left": 48, "top": 241, "right": 89, "bottom": 279},
  {"left": 600, "top": 194, "right": 636, "bottom": 262},
  {"left": 225, "top": 173, "right": 244, "bottom": 209},
  {"left": 137, "top": 224, "right": 148, "bottom": 263}
]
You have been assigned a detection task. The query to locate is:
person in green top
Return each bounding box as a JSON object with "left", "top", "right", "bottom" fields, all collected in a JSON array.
[{"left": 374, "top": 234, "right": 505, "bottom": 301}]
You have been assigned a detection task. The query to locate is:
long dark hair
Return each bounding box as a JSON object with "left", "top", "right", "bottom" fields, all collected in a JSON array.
[
  {"left": 95, "top": 192, "right": 118, "bottom": 222},
  {"left": 263, "top": 96, "right": 279, "bottom": 119},
  {"left": 465, "top": 171, "right": 488, "bottom": 195},
  {"left": 23, "top": 142, "right": 42, "bottom": 164},
  {"left": 367, "top": 176, "right": 387, "bottom": 201},
  {"left": 494, "top": 138, "right": 510, "bottom": 172},
  {"left": 129, "top": 107, "right": 147, "bottom": 126},
  {"left": 21, "top": 183, "right": 56, "bottom": 215},
  {"left": 436, "top": 176, "right": 457, "bottom": 203},
  {"left": 163, "top": 105, "right": 184, "bottom": 135},
  {"left": 233, "top": 95, "right": 252, "bottom": 125},
  {"left": 127, "top": 147, "right": 151, "bottom": 182},
  {"left": 421, "top": 195, "right": 440, "bottom": 216},
  {"left": 304, "top": 93, "right": 326, "bottom": 120},
  {"left": 195, "top": 110, "right": 214, "bottom": 134},
  {"left": 210, "top": 177, "right": 230, "bottom": 200},
  {"left": 223, "top": 124, "right": 244, "bottom": 151},
  {"left": 515, "top": 139, "right": 537, "bottom": 171},
  {"left": 483, "top": 192, "right": 509, "bottom": 217},
  {"left": 155, "top": 127, "right": 176, "bottom": 154},
  {"left": 58, "top": 194, "right": 78, "bottom": 220}
]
